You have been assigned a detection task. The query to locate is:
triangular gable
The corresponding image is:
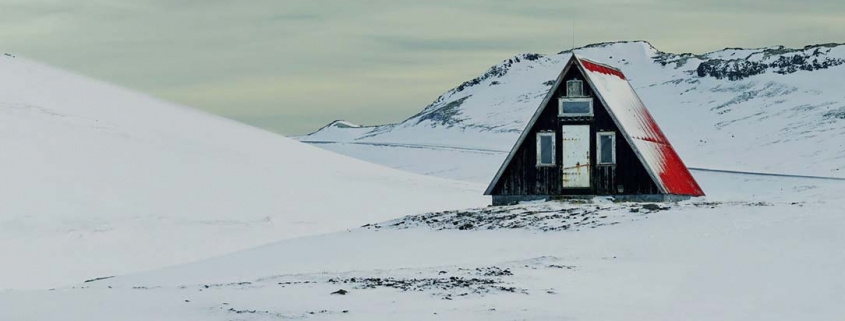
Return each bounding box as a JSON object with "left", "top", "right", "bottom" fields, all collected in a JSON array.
[
  {"left": 485, "top": 55, "right": 704, "bottom": 196},
  {"left": 483, "top": 55, "right": 579, "bottom": 195}
]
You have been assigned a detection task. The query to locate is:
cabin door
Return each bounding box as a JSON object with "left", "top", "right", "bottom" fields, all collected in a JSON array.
[{"left": 561, "top": 125, "right": 591, "bottom": 188}]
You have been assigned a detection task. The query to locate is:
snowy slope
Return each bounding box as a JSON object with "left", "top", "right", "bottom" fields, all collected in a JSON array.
[
  {"left": 0, "top": 54, "right": 487, "bottom": 290},
  {"left": 299, "top": 41, "right": 845, "bottom": 182},
  {"left": 4, "top": 170, "right": 845, "bottom": 320}
]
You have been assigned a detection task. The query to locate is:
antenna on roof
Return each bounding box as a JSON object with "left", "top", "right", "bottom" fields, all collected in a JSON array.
[{"left": 571, "top": 19, "right": 576, "bottom": 54}]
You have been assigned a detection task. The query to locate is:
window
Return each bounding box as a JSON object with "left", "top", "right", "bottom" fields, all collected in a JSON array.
[
  {"left": 558, "top": 97, "right": 593, "bottom": 117},
  {"left": 566, "top": 79, "right": 584, "bottom": 97},
  {"left": 597, "top": 132, "right": 616, "bottom": 165},
  {"left": 536, "top": 132, "right": 556, "bottom": 166}
]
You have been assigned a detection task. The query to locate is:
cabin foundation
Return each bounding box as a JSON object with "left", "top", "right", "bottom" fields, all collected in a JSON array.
[{"left": 492, "top": 194, "right": 692, "bottom": 206}]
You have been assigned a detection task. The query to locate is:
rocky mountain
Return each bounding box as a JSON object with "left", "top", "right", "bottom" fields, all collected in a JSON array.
[{"left": 299, "top": 41, "right": 845, "bottom": 182}]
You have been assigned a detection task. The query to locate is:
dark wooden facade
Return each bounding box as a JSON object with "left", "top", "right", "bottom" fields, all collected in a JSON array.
[{"left": 489, "top": 63, "right": 659, "bottom": 197}]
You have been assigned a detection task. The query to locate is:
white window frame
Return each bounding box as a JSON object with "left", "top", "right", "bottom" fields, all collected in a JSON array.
[
  {"left": 566, "top": 79, "right": 584, "bottom": 97},
  {"left": 596, "top": 131, "right": 616, "bottom": 165},
  {"left": 536, "top": 131, "right": 556, "bottom": 167},
  {"left": 558, "top": 97, "right": 593, "bottom": 117}
]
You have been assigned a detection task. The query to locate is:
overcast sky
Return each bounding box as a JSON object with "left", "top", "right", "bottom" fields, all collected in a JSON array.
[{"left": 2, "top": 0, "right": 844, "bottom": 135}]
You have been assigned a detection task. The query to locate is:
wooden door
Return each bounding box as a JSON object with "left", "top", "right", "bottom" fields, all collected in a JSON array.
[{"left": 561, "top": 125, "right": 591, "bottom": 188}]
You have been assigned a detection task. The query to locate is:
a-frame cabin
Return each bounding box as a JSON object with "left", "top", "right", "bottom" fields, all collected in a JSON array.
[{"left": 485, "top": 55, "right": 704, "bottom": 205}]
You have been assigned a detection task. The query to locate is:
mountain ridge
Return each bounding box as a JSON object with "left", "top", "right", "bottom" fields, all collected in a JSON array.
[
  {"left": 299, "top": 40, "right": 845, "bottom": 181},
  {"left": 303, "top": 40, "right": 845, "bottom": 138}
]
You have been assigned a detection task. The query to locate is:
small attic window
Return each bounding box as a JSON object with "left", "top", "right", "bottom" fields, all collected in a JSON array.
[
  {"left": 558, "top": 97, "right": 593, "bottom": 117},
  {"left": 566, "top": 79, "right": 584, "bottom": 97}
]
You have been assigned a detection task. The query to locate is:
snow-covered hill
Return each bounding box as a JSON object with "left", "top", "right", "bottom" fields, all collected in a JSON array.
[
  {"left": 299, "top": 41, "right": 845, "bottom": 183},
  {"left": 0, "top": 54, "right": 487, "bottom": 290},
  {"left": 5, "top": 170, "right": 845, "bottom": 320}
]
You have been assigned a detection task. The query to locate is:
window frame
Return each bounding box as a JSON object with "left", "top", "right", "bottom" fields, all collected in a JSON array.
[
  {"left": 566, "top": 79, "right": 584, "bottom": 97},
  {"left": 558, "top": 97, "right": 594, "bottom": 117},
  {"left": 535, "top": 131, "right": 556, "bottom": 167},
  {"left": 596, "top": 131, "right": 617, "bottom": 165}
]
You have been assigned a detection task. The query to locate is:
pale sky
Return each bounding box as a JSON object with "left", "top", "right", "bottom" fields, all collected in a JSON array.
[{"left": 2, "top": 0, "right": 844, "bottom": 135}]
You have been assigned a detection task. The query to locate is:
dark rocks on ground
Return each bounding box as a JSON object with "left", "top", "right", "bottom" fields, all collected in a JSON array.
[
  {"left": 366, "top": 204, "right": 619, "bottom": 232},
  {"left": 641, "top": 204, "right": 669, "bottom": 211},
  {"left": 476, "top": 267, "right": 513, "bottom": 277},
  {"left": 327, "top": 275, "right": 523, "bottom": 297}
]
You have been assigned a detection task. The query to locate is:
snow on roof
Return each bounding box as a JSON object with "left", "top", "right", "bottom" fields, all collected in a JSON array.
[{"left": 578, "top": 58, "right": 704, "bottom": 196}]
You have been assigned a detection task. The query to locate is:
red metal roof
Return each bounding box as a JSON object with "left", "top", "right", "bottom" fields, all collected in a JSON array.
[{"left": 578, "top": 58, "right": 704, "bottom": 196}]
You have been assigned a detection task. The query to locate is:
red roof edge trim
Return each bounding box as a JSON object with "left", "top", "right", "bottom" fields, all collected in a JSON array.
[{"left": 580, "top": 59, "right": 626, "bottom": 80}]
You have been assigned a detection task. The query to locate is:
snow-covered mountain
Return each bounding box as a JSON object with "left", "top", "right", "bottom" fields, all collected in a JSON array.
[
  {"left": 299, "top": 41, "right": 845, "bottom": 182},
  {"left": 0, "top": 54, "right": 486, "bottom": 290}
]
